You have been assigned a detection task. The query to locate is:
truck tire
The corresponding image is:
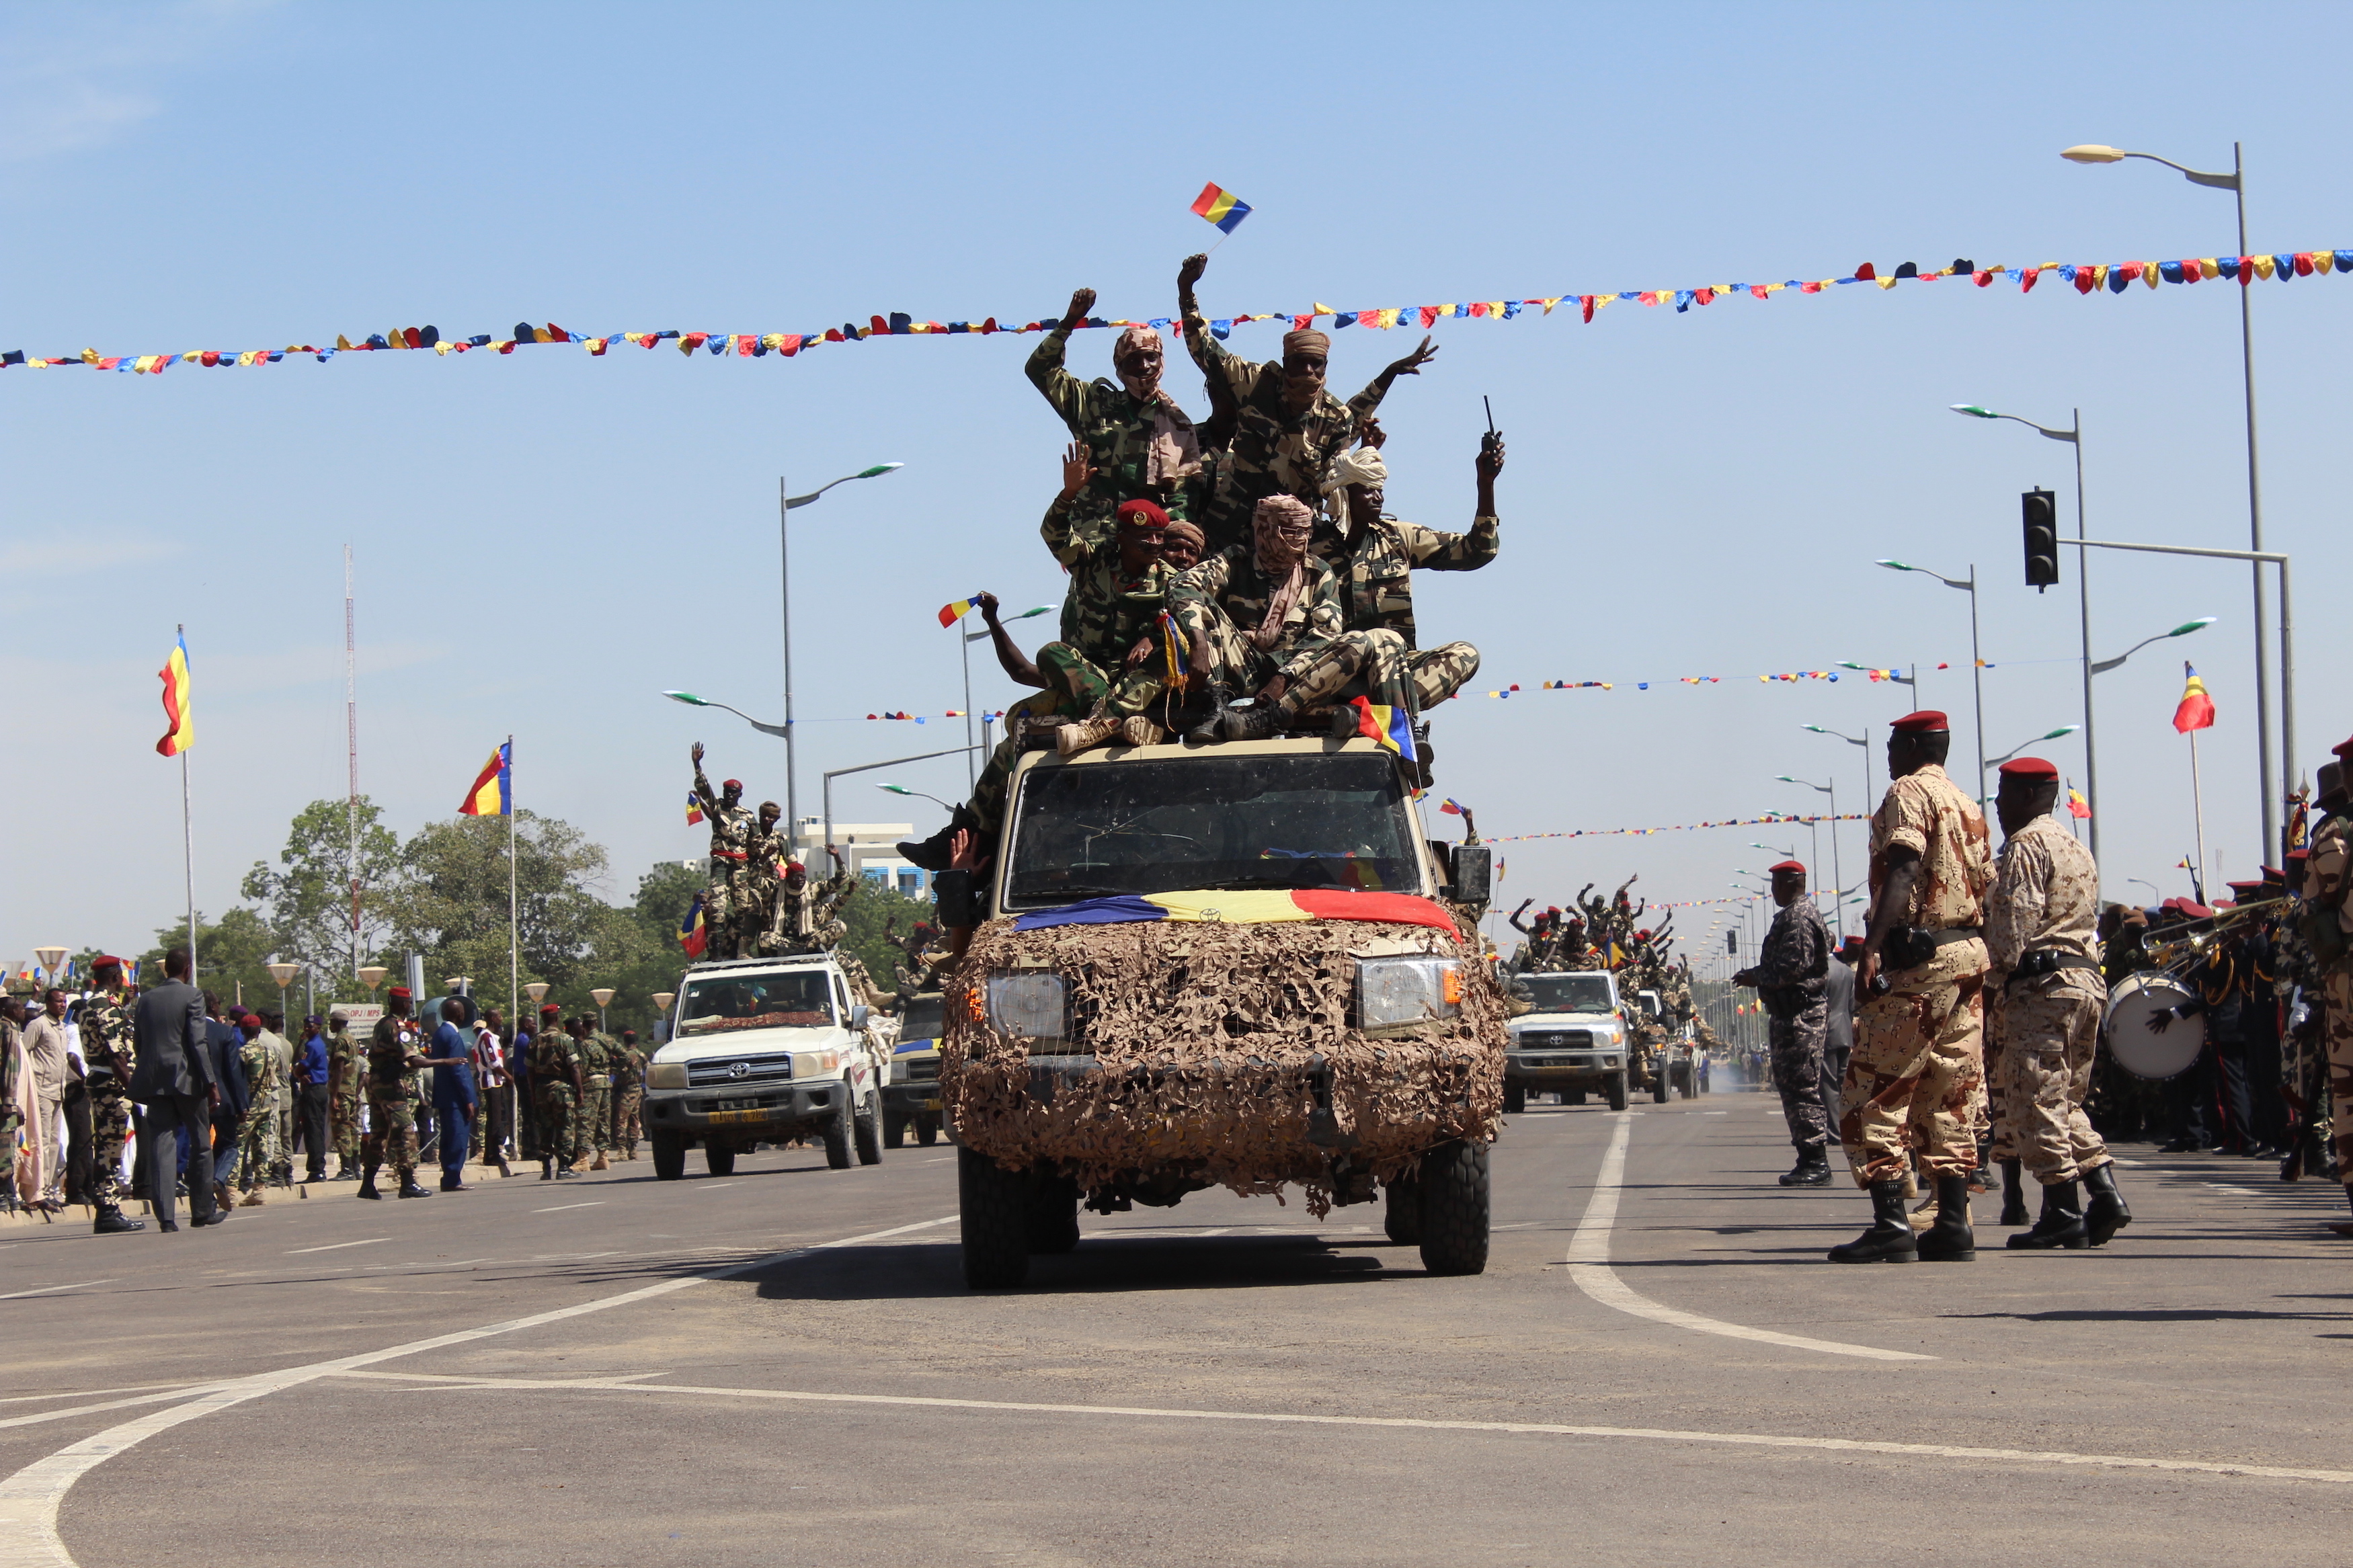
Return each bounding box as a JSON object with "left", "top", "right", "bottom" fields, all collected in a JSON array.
[
  {"left": 822, "top": 1088, "right": 855, "bottom": 1170},
  {"left": 854, "top": 1089, "right": 884, "bottom": 1166},
  {"left": 1416, "top": 1140, "right": 1490, "bottom": 1276},
  {"left": 1026, "top": 1174, "right": 1081, "bottom": 1253},
  {"left": 705, "top": 1143, "right": 736, "bottom": 1177},
  {"left": 883, "top": 1109, "right": 909, "bottom": 1149},
  {"left": 1503, "top": 1083, "right": 1526, "bottom": 1115},
  {"left": 1651, "top": 1070, "right": 1671, "bottom": 1104},
  {"left": 959, "top": 1147, "right": 1031, "bottom": 1289},
  {"left": 916, "top": 1114, "right": 941, "bottom": 1146},
  {"left": 1384, "top": 1175, "right": 1423, "bottom": 1245},
  {"left": 1607, "top": 1071, "right": 1629, "bottom": 1112},
  {"left": 651, "top": 1129, "right": 686, "bottom": 1182}
]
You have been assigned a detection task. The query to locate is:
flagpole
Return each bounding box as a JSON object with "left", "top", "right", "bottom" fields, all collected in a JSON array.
[
  {"left": 179, "top": 624, "right": 197, "bottom": 977},
  {"left": 507, "top": 736, "right": 518, "bottom": 1027},
  {"left": 2189, "top": 727, "right": 2210, "bottom": 902}
]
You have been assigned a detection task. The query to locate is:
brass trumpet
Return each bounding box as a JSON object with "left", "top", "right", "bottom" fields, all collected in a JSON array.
[{"left": 2142, "top": 895, "right": 2285, "bottom": 973}]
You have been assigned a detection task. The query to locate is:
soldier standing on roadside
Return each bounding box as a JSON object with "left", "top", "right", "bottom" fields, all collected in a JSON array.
[
  {"left": 690, "top": 743, "right": 759, "bottom": 961},
  {"left": 79, "top": 957, "right": 142, "bottom": 1233},
  {"left": 325, "top": 1011, "right": 366, "bottom": 1180},
  {"left": 359, "top": 987, "right": 434, "bottom": 1201},
  {"left": 1737, "top": 863, "right": 1833, "bottom": 1188},
  {"left": 530, "top": 1003, "right": 583, "bottom": 1180},
  {"left": 610, "top": 1029, "right": 646, "bottom": 1159},
  {"left": 577, "top": 1017, "right": 614, "bottom": 1171},
  {"left": 233, "top": 1014, "right": 280, "bottom": 1206},
  {"left": 1831, "top": 711, "right": 1994, "bottom": 1265},
  {"left": 1982, "top": 757, "right": 2126, "bottom": 1249},
  {"left": 2301, "top": 752, "right": 2353, "bottom": 1235}
]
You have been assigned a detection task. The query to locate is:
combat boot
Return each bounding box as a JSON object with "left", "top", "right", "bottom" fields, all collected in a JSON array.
[
  {"left": 395, "top": 1176, "right": 434, "bottom": 1198},
  {"left": 590, "top": 1152, "right": 609, "bottom": 1171},
  {"left": 2007, "top": 1178, "right": 2088, "bottom": 1249},
  {"left": 357, "top": 1168, "right": 383, "bottom": 1200},
  {"left": 237, "top": 1186, "right": 267, "bottom": 1207},
  {"left": 896, "top": 804, "right": 982, "bottom": 873},
  {"left": 1118, "top": 715, "right": 1165, "bottom": 747},
  {"left": 2081, "top": 1161, "right": 2132, "bottom": 1245},
  {"left": 539, "top": 1159, "right": 554, "bottom": 1182},
  {"left": 1186, "top": 684, "right": 1237, "bottom": 744},
  {"left": 1778, "top": 1150, "right": 1832, "bottom": 1187},
  {"left": 1998, "top": 1158, "right": 2029, "bottom": 1226},
  {"left": 497, "top": 1155, "right": 516, "bottom": 1178},
  {"left": 1219, "top": 701, "right": 1284, "bottom": 742},
  {"left": 1915, "top": 1173, "right": 1977, "bottom": 1261},
  {"left": 92, "top": 1204, "right": 146, "bottom": 1235},
  {"left": 1827, "top": 1180, "right": 1917, "bottom": 1264},
  {"left": 1055, "top": 715, "right": 1121, "bottom": 757},
  {"left": 556, "top": 1162, "right": 582, "bottom": 1180},
  {"left": 331, "top": 1161, "right": 358, "bottom": 1182}
]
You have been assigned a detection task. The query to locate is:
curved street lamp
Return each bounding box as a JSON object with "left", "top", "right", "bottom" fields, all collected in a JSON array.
[
  {"left": 1987, "top": 724, "right": 2081, "bottom": 771},
  {"left": 2091, "top": 617, "right": 2215, "bottom": 675},
  {"left": 776, "top": 462, "right": 905, "bottom": 835},
  {"left": 1874, "top": 559, "right": 1986, "bottom": 798},
  {"left": 662, "top": 689, "right": 787, "bottom": 739}
]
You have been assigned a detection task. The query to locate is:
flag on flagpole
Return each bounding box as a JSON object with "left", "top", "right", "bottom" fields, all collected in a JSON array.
[
  {"left": 686, "top": 790, "right": 705, "bottom": 827},
  {"left": 2065, "top": 781, "right": 2091, "bottom": 820},
  {"left": 1439, "top": 798, "right": 1467, "bottom": 816},
  {"left": 458, "top": 742, "right": 512, "bottom": 816},
  {"left": 1189, "top": 181, "right": 1251, "bottom": 234},
  {"left": 2173, "top": 663, "right": 2216, "bottom": 733},
  {"left": 1347, "top": 696, "right": 1417, "bottom": 763},
  {"left": 678, "top": 894, "right": 707, "bottom": 958},
  {"left": 937, "top": 595, "right": 982, "bottom": 628},
  {"left": 155, "top": 632, "right": 194, "bottom": 756}
]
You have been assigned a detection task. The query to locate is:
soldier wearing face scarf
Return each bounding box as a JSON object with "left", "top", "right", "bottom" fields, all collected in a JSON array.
[
  {"left": 1177, "top": 251, "right": 1438, "bottom": 557},
  {"left": 1027, "top": 288, "right": 1203, "bottom": 532}
]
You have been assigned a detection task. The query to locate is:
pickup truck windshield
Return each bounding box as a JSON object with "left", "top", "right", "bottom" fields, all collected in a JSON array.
[
  {"left": 900, "top": 995, "right": 944, "bottom": 1041},
  {"left": 1004, "top": 751, "right": 1419, "bottom": 909},
  {"left": 1511, "top": 974, "right": 1615, "bottom": 1014},
  {"left": 676, "top": 971, "right": 836, "bottom": 1037}
]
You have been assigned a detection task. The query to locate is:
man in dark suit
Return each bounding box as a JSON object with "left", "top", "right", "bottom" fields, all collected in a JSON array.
[
  {"left": 128, "top": 948, "right": 223, "bottom": 1232},
  {"left": 202, "top": 996, "right": 250, "bottom": 1211}
]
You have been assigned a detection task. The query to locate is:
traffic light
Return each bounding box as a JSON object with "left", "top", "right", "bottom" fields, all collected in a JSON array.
[{"left": 2022, "top": 488, "right": 2061, "bottom": 591}]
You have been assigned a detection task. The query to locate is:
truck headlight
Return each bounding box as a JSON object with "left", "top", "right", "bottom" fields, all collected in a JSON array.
[
  {"left": 1356, "top": 956, "right": 1462, "bottom": 1029},
  {"left": 649, "top": 1063, "right": 687, "bottom": 1090},
  {"left": 986, "top": 973, "right": 1067, "bottom": 1040},
  {"left": 793, "top": 1050, "right": 840, "bottom": 1077}
]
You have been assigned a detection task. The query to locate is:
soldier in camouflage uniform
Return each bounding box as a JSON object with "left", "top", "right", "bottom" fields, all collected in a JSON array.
[
  {"left": 743, "top": 800, "right": 787, "bottom": 958},
  {"left": 2274, "top": 849, "right": 2330, "bottom": 1179},
  {"left": 1831, "top": 711, "right": 1994, "bottom": 1264},
  {"left": 577, "top": 1018, "right": 614, "bottom": 1170},
  {"left": 325, "top": 1011, "right": 364, "bottom": 1178},
  {"left": 610, "top": 1029, "right": 646, "bottom": 1159},
  {"left": 1038, "top": 485, "right": 1179, "bottom": 753},
  {"left": 79, "top": 958, "right": 141, "bottom": 1231},
  {"left": 233, "top": 1014, "right": 281, "bottom": 1205},
  {"left": 1312, "top": 429, "right": 1500, "bottom": 718},
  {"left": 531, "top": 1007, "right": 584, "bottom": 1180},
  {"left": 360, "top": 987, "right": 434, "bottom": 1200},
  {"left": 1737, "top": 863, "right": 1833, "bottom": 1186},
  {"left": 691, "top": 743, "right": 760, "bottom": 961},
  {"left": 1983, "top": 757, "right": 2124, "bottom": 1249},
  {"left": 1178, "top": 251, "right": 1437, "bottom": 555},
  {"left": 772, "top": 848, "right": 856, "bottom": 955},
  {"left": 1026, "top": 288, "right": 1202, "bottom": 527},
  {"left": 2302, "top": 754, "right": 2353, "bottom": 1232}
]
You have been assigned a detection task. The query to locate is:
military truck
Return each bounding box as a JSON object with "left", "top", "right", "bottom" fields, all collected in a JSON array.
[
  {"left": 642, "top": 952, "right": 891, "bottom": 1177},
  {"left": 882, "top": 990, "right": 947, "bottom": 1147},
  {"left": 939, "top": 733, "right": 1507, "bottom": 1289},
  {"left": 1501, "top": 968, "right": 1629, "bottom": 1112}
]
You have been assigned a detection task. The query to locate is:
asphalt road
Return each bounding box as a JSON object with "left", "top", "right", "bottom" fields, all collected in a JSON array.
[{"left": 3, "top": 1090, "right": 2349, "bottom": 1567}]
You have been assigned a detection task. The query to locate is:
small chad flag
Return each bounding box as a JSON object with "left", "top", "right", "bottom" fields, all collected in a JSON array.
[
  {"left": 2173, "top": 663, "right": 2217, "bottom": 733},
  {"left": 458, "top": 741, "right": 512, "bottom": 816},
  {"left": 686, "top": 790, "right": 705, "bottom": 827},
  {"left": 1189, "top": 181, "right": 1250, "bottom": 235},
  {"left": 678, "top": 894, "right": 708, "bottom": 959},
  {"left": 2066, "top": 782, "right": 2091, "bottom": 820},
  {"left": 1439, "top": 798, "right": 1467, "bottom": 817},
  {"left": 155, "top": 630, "right": 194, "bottom": 757},
  {"left": 938, "top": 595, "right": 980, "bottom": 628},
  {"left": 1347, "top": 696, "right": 1417, "bottom": 764}
]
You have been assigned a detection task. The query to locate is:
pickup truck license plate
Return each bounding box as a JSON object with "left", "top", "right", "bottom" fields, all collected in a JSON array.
[
  {"left": 707, "top": 1108, "right": 764, "bottom": 1124},
  {"left": 923, "top": 1098, "right": 944, "bottom": 1111}
]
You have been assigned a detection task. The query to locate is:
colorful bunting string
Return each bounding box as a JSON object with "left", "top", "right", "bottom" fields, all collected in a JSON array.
[
  {"left": 13, "top": 245, "right": 2350, "bottom": 379},
  {"left": 1486, "top": 811, "right": 1868, "bottom": 845}
]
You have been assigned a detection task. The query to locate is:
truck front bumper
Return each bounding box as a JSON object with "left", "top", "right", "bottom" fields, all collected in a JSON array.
[
  {"left": 1503, "top": 1050, "right": 1624, "bottom": 1089},
  {"left": 881, "top": 1082, "right": 945, "bottom": 1117},
  {"left": 646, "top": 1080, "right": 845, "bottom": 1137}
]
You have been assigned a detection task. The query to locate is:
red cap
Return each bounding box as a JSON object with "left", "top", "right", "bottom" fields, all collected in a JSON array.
[
  {"left": 2262, "top": 865, "right": 2286, "bottom": 881},
  {"left": 1997, "top": 756, "right": 2059, "bottom": 782},
  {"left": 722, "top": 778, "right": 742, "bottom": 790},
  {"left": 1890, "top": 710, "right": 1948, "bottom": 735},
  {"left": 2226, "top": 878, "right": 2264, "bottom": 892},
  {"left": 1116, "top": 498, "right": 1169, "bottom": 529},
  {"left": 2331, "top": 735, "right": 2353, "bottom": 759},
  {"left": 386, "top": 985, "right": 411, "bottom": 1000},
  {"left": 540, "top": 1003, "right": 562, "bottom": 1017},
  {"left": 92, "top": 954, "right": 123, "bottom": 970},
  {"left": 2177, "top": 901, "right": 2215, "bottom": 919},
  {"left": 1768, "top": 860, "right": 1806, "bottom": 875},
  {"left": 239, "top": 1014, "right": 262, "bottom": 1029},
  {"left": 2288, "top": 848, "right": 2311, "bottom": 862},
  {"left": 1839, "top": 935, "right": 1867, "bottom": 953}
]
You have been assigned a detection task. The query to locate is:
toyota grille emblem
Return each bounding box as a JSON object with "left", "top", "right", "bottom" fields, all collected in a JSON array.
[{"left": 726, "top": 1061, "right": 750, "bottom": 1079}]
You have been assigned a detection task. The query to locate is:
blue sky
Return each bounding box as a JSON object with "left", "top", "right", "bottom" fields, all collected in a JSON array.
[{"left": 7, "top": 0, "right": 2350, "bottom": 966}]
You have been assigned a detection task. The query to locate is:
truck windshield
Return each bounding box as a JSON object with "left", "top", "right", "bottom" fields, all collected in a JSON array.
[
  {"left": 900, "top": 995, "right": 944, "bottom": 1041},
  {"left": 675, "top": 971, "right": 836, "bottom": 1037},
  {"left": 1511, "top": 974, "right": 1615, "bottom": 1014},
  {"left": 1004, "top": 751, "right": 1419, "bottom": 909}
]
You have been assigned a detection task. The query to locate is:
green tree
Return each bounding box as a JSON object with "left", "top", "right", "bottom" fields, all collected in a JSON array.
[
  {"left": 241, "top": 796, "right": 402, "bottom": 985},
  {"left": 136, "top": 908, "right": 286, "bottom": 1014},
  {"left": 388, "top": 811, "right": 619, "bottom": 1016},
  {"left": 589, "top": 860, "right": 708, "bottom": 1037}
]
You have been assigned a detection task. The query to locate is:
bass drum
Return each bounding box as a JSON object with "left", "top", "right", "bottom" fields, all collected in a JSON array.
[{"left": 2104, "top": 971, "right": 2204, "bottom": 1080}]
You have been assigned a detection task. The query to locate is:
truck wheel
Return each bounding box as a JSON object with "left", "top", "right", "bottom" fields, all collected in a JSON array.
[
  {"left": 1026, "top": 1174, "right": 1080, "bottom": 1254},
  {"left": 705, "top": 1143, "right": 736, "bottom": 1177},
  {"left": 1503, "top": 1083, "right": 1526, "bottom": 1115},
  {"left": 916, "top": 1114, "right": 941, "bottom": 1146},
  {"left": 1416, "top": 1140, "right": 1490, "bottom": 1276},
  {"left": 1651, "top": 1071, "right": 1671, "bottom": 1104},
  {"left": 822, "top": 1088, "right": 855, "bottom": 1170},
  {"left": 883, "top": 1110, "right": 909, "bottom": 1149},
  {"left": 1607, "top": 1071, "right": 1629, "bottom": 1112},
  {"left": 651, "top": 1130, "right": 686, "bottom": 1182},
  {"left": 959, "top": 1147, "right": 1031, "bottom": 1289},
  {"left": 1384, "top": 1176, "right": 1423, "bottom": 1245},
  {"left": 854, "top": 1089, "right": 884, "bottom": 1166}
]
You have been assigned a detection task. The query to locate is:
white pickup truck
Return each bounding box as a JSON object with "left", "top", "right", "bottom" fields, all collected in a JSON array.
[
  {"left": 1502, "top": 970, "right": 1630, "bottom": 1112},
  {"left": 643, "top": 952, "right": 893, "bottom": 1178}
]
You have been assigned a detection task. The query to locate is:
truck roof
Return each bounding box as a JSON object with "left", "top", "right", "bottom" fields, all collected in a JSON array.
[{"left": 680, "top": 952, "right": 840, "bottom": 977}]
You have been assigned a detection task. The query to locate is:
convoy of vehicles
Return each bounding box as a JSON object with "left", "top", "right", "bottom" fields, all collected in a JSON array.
[{"left": 1502, "top": 969, "right": 1631, "bottom": 1112}]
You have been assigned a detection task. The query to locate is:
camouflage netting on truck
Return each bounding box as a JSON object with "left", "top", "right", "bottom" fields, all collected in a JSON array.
[{"left": 944, "top": 915, "right": 1505, "bottom": 1216}]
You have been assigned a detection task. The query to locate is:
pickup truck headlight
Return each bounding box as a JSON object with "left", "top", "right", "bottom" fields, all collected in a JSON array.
[
  {"left": 793, "top": 1049, "right": 841, "bottom": 1077},
  {"left": 648, "top": 1063, "right": 687, "bottom": 1090},
  {"left": 986, "top": 973, "right": 1067, "bottom": 1040},
  {"left": 1356, "top": 956, "right": 1462, "bottom": 1029}
]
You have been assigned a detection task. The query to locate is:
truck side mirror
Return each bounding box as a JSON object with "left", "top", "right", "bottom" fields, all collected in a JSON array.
[
  {"left": 850, "top": 1004, "right": 871, "bottom": 1030},
  {"left": 1449, "top": 843, "right": 1492, "bottom": 909}
]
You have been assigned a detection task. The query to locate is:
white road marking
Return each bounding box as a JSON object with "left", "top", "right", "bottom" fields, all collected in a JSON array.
[
  {"left": 531, "top": 1202, "right": 605, "bottom": 1214},
  {"left": 1566, "top": 1114, "right": 1933, "bottom": 1362},
  {"left": 0, "top": 1214, "right": 955, "bottom": 1568},
  {"left": 702, "top": 1184, "right": 737, "bottom": 1190},
  {"left": 0, "top": 1385, "right": 208, "bottom": 1408},
  {"left": 337, "top": 1369, "right": 2353, "bottom": 1486},
  {"left": 0, "top": 1281, "right": 116, "bottom": 1303},
  {"left": 287, "top": 1239, "right": 387, "bottom": 1255}
]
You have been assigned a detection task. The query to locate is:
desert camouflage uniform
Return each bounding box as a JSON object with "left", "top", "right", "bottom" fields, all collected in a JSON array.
[
  {"left": 1025, "top": 326, "right": 1202, "bottom": 527},
  {"left": 2305, "top": 814, "right": 2353, "bottom": 1184},
  {"left": 575, "top": 1030, "right": 612, "bottom": 1162},
  {"left": 743, "top": 826, "right": 789, "bottom": 958},
  {"left": 235, "top": 1032, "right": 282, "bottom": 1189},
  {"left": 326, "top": 1023, "right": 365, "bottom": 1165},
  {"left": 1985, "top": 812, "right": 2109, "bottom": 1184},
  {"left": 1319, "top": 511, "right": 1497, "bottom": 711},
  {"left": 610, "top": 1041, "right": 645, "bottom": 1156},
  {"left": 836, "top": 950, "right": 893, "bottom": 1013},
  {"left": 361, "top": 1014, "right": 424, "bottom": 1182},
  {"left": 1755, "top": 894, "right": 1832, "bottom": 1156},
  {"left": 1181, "top": 302, "right": 1393, "bottom": 556},
  {"left": 531, "top": 1029, "right": 582, "bottom": 1168},
  {"left": 1841, "top": 761, "right": 1994, "bottom": 1184},
  {"left": 692, "top": 763, "right": 760, "bottom": 961},
  {"left": 1166, "top": 542, "right": 1348, "bottom": 699},
  {"left": 772, "top": 864, "right": 857, "bottom": 955},
  {"left": 80, "top": 989, "right": 137, "bottom": 1208}
]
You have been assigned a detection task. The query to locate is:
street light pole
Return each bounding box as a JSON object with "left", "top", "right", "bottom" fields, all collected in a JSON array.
[
  {"left": 1876, "top": 561, "right": 1986, "bottom": 802},
  {"left": 2062, "top": 141, "right": 2274, "bottom": 851},
  {"left": 775, "top": 462, "right": 906, "bottom": 844}
]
